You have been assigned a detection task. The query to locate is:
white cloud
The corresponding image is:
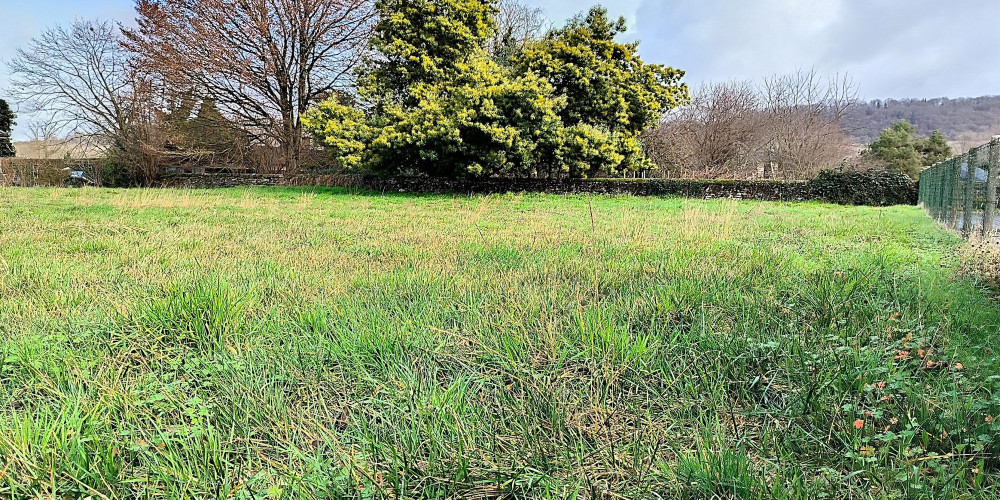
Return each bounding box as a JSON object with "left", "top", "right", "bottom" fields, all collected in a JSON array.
[{"left": 625, "top": 0, "right": 1000, "bottom": 99}]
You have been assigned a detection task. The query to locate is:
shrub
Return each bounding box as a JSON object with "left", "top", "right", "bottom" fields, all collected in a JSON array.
[
  {"left": 97, "top": 158, "right": 137, "bottom": 188},
  {"left": 301, "top": 101, "right": 369, "bottom": 171},
  {"left": 960, "top": 239, "right": 1000, "bottom": 294}
]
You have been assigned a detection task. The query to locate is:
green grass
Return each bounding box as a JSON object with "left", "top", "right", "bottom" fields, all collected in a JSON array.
[{"left": 1, "top": 187, "right": 998, "bottom": 499}]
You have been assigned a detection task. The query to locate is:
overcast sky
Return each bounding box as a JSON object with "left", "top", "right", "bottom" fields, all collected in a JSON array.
[{"left": 2, "top": 0, "right": 998, "bottom": 139}]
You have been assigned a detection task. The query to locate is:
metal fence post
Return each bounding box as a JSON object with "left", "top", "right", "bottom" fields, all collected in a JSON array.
[
  {"left": 936, "top": 161, "right": 945, "bottom": 223},
  {"left": 986, "top": 138, "right": 1000, "bottom": 237},
  {"left": 935, "top": 162, "right": 945, "bottom": 223},
  {"left": 935, "top": 162, "right": 944, "bottom": 223},
  {"left": 918, "top": 170, "right": 925, "bottom": 205},
  {"left": 933, "top": 163, "right": 944, "bottom": 222},
  {"left": 949, "top": 157, "right": 962, "bottom": 229},
  {"left": 962, "top": 152, "right": 977, "bottom": 237}
]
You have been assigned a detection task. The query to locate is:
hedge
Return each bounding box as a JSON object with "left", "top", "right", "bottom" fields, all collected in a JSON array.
[
  {"left": 282, "top": 170, "right": 917, "bottom": 206},
  {"left": 806, "top": 169, "right": 918, "bottom": 206}
]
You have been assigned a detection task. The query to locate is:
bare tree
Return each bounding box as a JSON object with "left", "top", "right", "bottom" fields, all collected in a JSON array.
[
  {"left": 759, "top": 70, "right": 857, "bottom": 178},
  {"left": 125, "top": 0, "right": 376, "bottom": 172},
  {"left": 27, "top": 119, "right": 60, "bottom": 144},
  {"left": 487, "top": 0, "right": 548, "bottom": 62},
  {"left": 8, "top": 20, "right": 142, "bottom": 155},
  {"left": 7, "top": 19, "right": 166, "bottom": 183},
  {"left": 647, "top": 81, "right": 765, "bottom": 178},
  {"left": 648, "top": 70, "right": 858, "bottom": 180},
  {"left": 24, "top": 117, "right": 62, "bottom": 159}
]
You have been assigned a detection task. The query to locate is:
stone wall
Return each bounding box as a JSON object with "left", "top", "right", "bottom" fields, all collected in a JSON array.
[
  {"left": 158, "top": 173, "right": 282, "bottom": 189},
  {"left": 285, "top": 174, "right": 917, "bottom": 206}
]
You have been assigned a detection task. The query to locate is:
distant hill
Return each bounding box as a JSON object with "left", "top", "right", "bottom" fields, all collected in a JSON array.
[
  {"left": 12, "top": 137, "right": 103, "bottom": 159},
  {"left": 844, "top": 96, "right": 1000, "bottom": 150}
]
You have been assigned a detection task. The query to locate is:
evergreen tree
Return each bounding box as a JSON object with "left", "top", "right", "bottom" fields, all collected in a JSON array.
[
  {"left": 920, "top": 131, "right": 952, "bottom": 166},
  {"left": 361, "top": 0, "right": 500, "bottom": 106},
  {"left": 162, "top": 95, "right": 244, "bottom": 155},
  {"left": 0, "top": 99, "right": 16, "bottom": 158},
  {"left": 308, "top": 0, "right": 565, "bottom": 177},
  {"left": 304, "top": 0, "right": 690, "bottom": 178},
  {"left": 512, "top": 7, "right": 688, "bottom": 174},
  {"left": 866, "top": 120, "right": 953, "bottom": 179}
]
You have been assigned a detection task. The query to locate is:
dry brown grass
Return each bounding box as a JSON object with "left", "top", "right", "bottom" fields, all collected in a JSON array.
[{"left": 959, "top": 236, "right": 1000, "bottom": 292}]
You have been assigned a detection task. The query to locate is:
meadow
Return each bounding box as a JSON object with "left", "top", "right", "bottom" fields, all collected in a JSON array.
[{"left": 0, "top": 187, "right": 998, "bottom": 499}]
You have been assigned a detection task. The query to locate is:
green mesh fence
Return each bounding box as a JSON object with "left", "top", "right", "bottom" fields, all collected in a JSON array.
[{"left": 919, "top": 138, "right": 1000, "bottom": 238}]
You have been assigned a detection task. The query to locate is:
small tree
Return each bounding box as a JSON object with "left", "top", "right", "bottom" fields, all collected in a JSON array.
[
  {"left": 759, "top": 70, "right": 856, "bottom": 179},
  {"left": 920, "top": 131, "right": 952, "bottom": 166},
  {"left": 0, "top": 99, "right": 15, "bottom": 157},
  {"left": 866, "top": 120, "right": 952, "bottom": 179},
  {"left": 646, "top": 81, "right": 763, "bottom": 178}
]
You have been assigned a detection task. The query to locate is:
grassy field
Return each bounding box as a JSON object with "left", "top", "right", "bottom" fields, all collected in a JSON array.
[{"left": 0, "top": 187, "right": 998, "bottom": 499}]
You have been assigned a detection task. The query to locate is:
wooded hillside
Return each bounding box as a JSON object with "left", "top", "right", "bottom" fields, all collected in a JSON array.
[{"left": 844, "top": 96, "right": 1000, "bottom": 145}]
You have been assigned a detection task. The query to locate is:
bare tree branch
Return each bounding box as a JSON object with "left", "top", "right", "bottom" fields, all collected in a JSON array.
[
  {"left": 7, "top": 20, "right": 140, "bottom": 153},
  {"left": 486, "top": 0, "right": 548, "bottom": 61}
]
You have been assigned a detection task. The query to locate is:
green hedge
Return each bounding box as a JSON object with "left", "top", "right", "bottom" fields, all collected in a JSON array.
[{"left": 284, "top": 170, "right": 918, "bottom": 206}]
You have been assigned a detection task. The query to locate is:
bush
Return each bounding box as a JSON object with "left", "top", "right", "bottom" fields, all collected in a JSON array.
[
  {"left": 97, "top": 158, "right": 137, "bottom": 188},
  {"left": 960, "top": 239, "right": 1000, "bottom": 294},
  {"left": 807, "top": 169, "right": 917, "bottom": 206}
]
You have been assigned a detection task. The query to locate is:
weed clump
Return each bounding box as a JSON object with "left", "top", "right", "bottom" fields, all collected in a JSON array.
[
  {"left": 128, "top": 279, "right": 249, "bottom": 352},
  {"left": 960, "top": 237, "right": 1000, "bottom": 293}
]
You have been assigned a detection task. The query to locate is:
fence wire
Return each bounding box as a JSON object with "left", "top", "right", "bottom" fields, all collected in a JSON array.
[{"left": 919, "top": 138, "right": 1000, "bottom": 239}]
